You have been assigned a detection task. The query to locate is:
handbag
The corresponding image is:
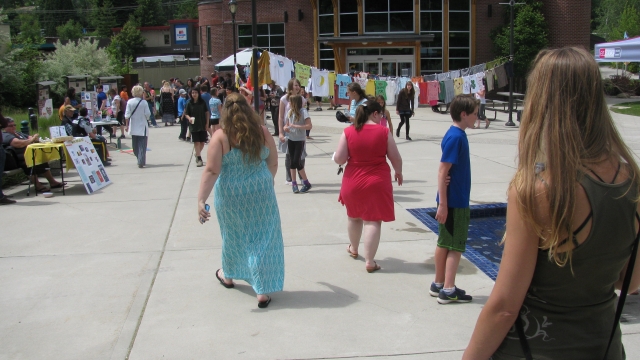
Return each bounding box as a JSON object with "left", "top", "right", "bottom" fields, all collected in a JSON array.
[
  {"left": 515, "top": 213, "right": 640, "bottom": 360},
  {"left": 336, "top": 111, "right": 350, "bottom": 123}
]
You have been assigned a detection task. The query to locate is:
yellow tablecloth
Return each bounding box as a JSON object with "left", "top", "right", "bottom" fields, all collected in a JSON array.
[{"left": 25, "top": 143, "right": 74, "bottom": 171}]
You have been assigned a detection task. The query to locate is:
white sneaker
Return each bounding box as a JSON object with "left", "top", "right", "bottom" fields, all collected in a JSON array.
[{"left": 285, "top": 181, "right": 292, "bottom": 185}]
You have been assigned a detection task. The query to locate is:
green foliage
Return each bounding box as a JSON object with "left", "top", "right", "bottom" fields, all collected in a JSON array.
[
  {"left": 56, "top": 19, "right": 83, "bottom": 41},
  {"left": 491, "top": 1, "right": 549, "bottom": 79},
  {"left": 38, "top": 0, "right": 75, "bottom": 37},
  {"left": 91, "top": 0, "right": 117, "bottom": 38},
  {"left": 15, "top": 13, "right": 43, "bottom": 44},
  {"left": 0, "top": 45, "right": 42, "bottom": 107},
  {"left": 133, "top": 0, "right": 165, "bottom": 27},
  {"left": 595, "top": 0, "right": 640, "bottom": 40},
  {"left": 627, "top": 62, "right": 639, "bottom": 74},
  {"left": 39, "top": 38, "right": 115, "bottom": 97},
  {"left": 173, "top": 0, "right": 198, "bottom": 19},
  {"left": 609, "top": 4, "right": 640, "bottom": 40},
  {"left": 107, "top": 17, "right": 145, "bottom": 73},
  {"left": 610, "top": 101, "right": 640, "bottom": 116}
]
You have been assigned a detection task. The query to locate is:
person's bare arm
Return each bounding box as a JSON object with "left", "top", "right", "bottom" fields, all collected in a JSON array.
[
  {"left": 463, "top": 186, "right": 539, "bottom": 359},
  {"left": 9, "top": 135, "right": 38, "bottom": 149},
  {"left": 278, "top": 97, "right": 286, "bottom": 142},
  {"left": 435, "top": 162, "right": 453, "bottom": 223},
  {"left": 262, "top": 126, "right": 278, "bottom": 179},
  {"left": 615, "top": 201, "right": 640, "bottom": 292},
  {"left": 197, "top": 130, "right": 225, "bottom": 223},
  {"left": 386, "top": 132, "right": 403, "bottom": 185},
  {"left": 291, "top": 117, "right": 312, "bottom": 131},
  {"left": 334, "top": 133, "right": 349, "bottom": 165},
  {"left": 386, "top": 110, "right": 394, "bottom": 134}
]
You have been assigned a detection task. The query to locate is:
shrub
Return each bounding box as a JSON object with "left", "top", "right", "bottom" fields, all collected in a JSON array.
[{"left": 603, "top": 79, "right": 621, "bottom": 96}]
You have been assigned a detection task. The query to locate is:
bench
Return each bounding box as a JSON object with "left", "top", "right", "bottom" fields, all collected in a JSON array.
[
  {"left": 432, "top": 102, "right": 449, "bottom": 114},
  {"left": 3, "top": 168, "right": 23, "bottom": 177},
  {"left": 485, "top": 100, "right": 518, "bottom": 120}
]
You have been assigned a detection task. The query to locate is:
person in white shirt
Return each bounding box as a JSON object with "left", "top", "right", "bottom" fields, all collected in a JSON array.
[{"left": 125, "top": 85, "right": 152, "bottom": 168}]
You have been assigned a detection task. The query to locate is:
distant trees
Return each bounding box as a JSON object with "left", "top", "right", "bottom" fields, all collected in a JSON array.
[{"left": 56, "top": 19, "right": 83, "bottom": 41}]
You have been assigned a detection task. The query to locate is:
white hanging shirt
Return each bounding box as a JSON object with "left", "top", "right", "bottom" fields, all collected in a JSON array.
[
  {"left": 311, "top": 68, "right": 330, "bottom": 97},
  {"left": 269, "top": 53, "right": 294, "bottom": 89},
  {"left": 462, "top": 76, "right": 472, "bottom": 94},
  {"left": 385, "top": 81, "right": 398, "bottom": 106}
]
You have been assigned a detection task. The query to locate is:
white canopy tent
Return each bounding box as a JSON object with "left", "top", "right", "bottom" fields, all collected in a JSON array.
[
  {"left": 215, "top": 49, "right": 254, "bottom": 71},
  {"left": 594, "top": 36, "right": 640, "bottom": 62}
]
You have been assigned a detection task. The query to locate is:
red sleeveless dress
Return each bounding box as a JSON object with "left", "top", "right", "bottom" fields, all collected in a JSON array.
[{"left": 338, "top": 124, "right": 395, "bottom": 222}]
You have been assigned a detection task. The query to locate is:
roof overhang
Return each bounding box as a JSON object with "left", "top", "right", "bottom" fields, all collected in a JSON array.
[
  {"left": 318, "top": 34, "right": 434, "bottom": 45},
  {"left": 98, "top": 76, "right": 124, "bottom": 80}
]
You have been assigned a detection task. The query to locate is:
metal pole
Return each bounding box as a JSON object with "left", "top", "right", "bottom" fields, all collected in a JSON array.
[
  {"left": 251, "top": 0, "right": 260, "bottom": 113},
  {"left": 232, "top": 13, "right": 237, "bottom": 88},
  {"left": 505, "top": 0, "right": 516, "bottom": 127}
]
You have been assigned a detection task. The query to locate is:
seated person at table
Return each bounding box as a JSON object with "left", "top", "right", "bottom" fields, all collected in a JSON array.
[
  {"left": 60, "top": 105, "right": 75, "bottom": 136},
  {"left": 72, "top": 108, "right": 111, "bottom": 165},
  {"left": 2, "top": 118, "right": 65, "bottom": 192}
]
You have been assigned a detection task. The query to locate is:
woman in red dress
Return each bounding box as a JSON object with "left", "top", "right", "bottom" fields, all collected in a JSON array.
[{"left": 334, "top": 97, "right": 403, "bottom": 272}]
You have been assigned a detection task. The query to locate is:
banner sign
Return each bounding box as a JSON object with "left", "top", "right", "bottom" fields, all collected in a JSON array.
[
  {"left": 599, "top": 47, "right": 622, "bottom": 59},
  {"left": 175, "top": 25, "right": 188, "bottom": 44},
  {"left": 65, "top": 137, "right": 112, "bottom": 194}
]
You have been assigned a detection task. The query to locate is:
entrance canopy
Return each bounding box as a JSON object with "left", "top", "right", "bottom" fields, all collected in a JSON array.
[
  {"left": 594, "top": 36, "right": 640, "bottom": 62},
  {"left": 215, "top": 49, "right": 254, "bottom": 71}
]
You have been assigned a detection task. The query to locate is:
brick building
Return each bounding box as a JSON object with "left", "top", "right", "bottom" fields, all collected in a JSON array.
[{"left": 197, "top": 0, "right": 590, "bottom": 79}]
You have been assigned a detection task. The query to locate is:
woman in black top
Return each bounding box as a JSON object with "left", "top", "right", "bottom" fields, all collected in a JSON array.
[
  {"left": 395, "top": 81, "right": 415, "bottom": 140},
  {"left": 160, "top": 81, "right": 175, "bottom": 126},
  {"left": 184, "top": 85, "right": 210, "bottom": 167}
]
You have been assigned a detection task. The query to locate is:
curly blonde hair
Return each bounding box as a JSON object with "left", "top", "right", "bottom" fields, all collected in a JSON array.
[
  {"left": 221, "top": 93, "right": 265, "bottom": 164},
  {"left": 131, "top": 85, "right": 144, "bottom": 98}
]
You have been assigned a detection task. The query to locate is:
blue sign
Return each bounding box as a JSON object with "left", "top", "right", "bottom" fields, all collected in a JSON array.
[{"left": 175, "top": 25, "right": 188, "bottom": 45}]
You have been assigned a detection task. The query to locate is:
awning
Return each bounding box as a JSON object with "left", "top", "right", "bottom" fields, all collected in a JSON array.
[
  {"left": 37, "top": 81, "right": 57, "bottom": 87},
  {"left": 98, "top": 76, "right": 124, "bottom": 81},
  {"left": 594, "top": 36, "right": 640, "bottom": 62},
  {"left": 318, "top": 34, "right": 434, "bottom": 45},
  {"left": 215, "top": 49, "right": 254, "bottom": 71}
]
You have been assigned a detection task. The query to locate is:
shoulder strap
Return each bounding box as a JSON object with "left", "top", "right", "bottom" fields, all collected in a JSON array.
[
  {"left": 515, "top": 315, "right": 534, "bottom": 360},
  {"left": 128, "top": 99, "right": 143, "bottom": 119},
  {"left": 603, "top": 212, "right": 640, "bottom": 359}
]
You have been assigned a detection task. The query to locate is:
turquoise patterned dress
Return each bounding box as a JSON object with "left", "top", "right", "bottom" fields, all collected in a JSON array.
[{"left": 214, "top": 147, "right": 284, "bottom": 295}]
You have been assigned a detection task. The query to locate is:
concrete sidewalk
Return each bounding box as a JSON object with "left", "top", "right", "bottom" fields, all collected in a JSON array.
[{"left": 1, "top": 100, "right": 639, "bottom": 359}]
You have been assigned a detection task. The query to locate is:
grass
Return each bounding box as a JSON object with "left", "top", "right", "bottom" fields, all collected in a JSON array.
[
  {"left": 2, "top": 108, "right": 61, "bottom": 138},
  {"left": 610, "top": 101, "right": 640, "bottom": 117}
]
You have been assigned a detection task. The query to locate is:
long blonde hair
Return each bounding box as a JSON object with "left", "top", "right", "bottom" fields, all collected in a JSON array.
[
  {"left": 287, "top": 95, "right": 303, "bottom": 124},
  {"left": 221, "top": 93, "right": 265, "bottom": 164},
  {"left": 513, "top": 47, "right": 640, "bottom": 266}
]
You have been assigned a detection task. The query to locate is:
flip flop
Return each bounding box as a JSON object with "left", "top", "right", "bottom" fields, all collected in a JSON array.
[
  {"left": 36, "top": 186, "right": 50, "bottom": 192},
  {"left": 347, "top": 245, "right": 358, "bottom": 259},
  {"left": 50, "top": 182, "right": 67, "bottom": 189},
  {"left": 258, "top": 296, "right": 271, "bottom": 308},
  {"left": 216, "top": 269, "right": 234, "bottom": 288},
  {"left": 366, "top": 261, "right": 381, "bottom": 273}
]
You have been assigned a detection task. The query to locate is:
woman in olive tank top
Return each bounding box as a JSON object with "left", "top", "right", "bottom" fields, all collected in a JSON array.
[{"left": 463, "top": 47, "right": 640, "bottom": 359}]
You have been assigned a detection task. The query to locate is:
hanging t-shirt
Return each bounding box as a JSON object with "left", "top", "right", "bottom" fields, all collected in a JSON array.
[
  {"left": 461, "top": 67, "right": 471, "bottom": 76},
  {"left": 375, "top": 80, "right": 387, "bottom": 100},
  {"left": 311, "top": 68, "right": 329, "bottom": 97},
  {"left": 328, "top": 72, "right": 336, "bottom": 96},
  {"left": 462, "top": 76, "right": 471, "bottom": 94},
  {"left": 453, "top": 78, "right": 464, "bottom": 96},
  {"left": 413, "top": 82, "right": 420, "bottom": 106},
  {"left": 427, "top": 81, "right": 439, "bottom": 106},
  {"left": 437, "top": 73, "right": 448, "bottom": 81},
  {"left": 269, "top": 53, "right": 294, "bottom": 88},
  {"left": 419, "top": 82, "right": 429, "bottom": 105},
  {"left": 397, "top": 77, "right": 410, "bottom": 93},
  {"left": 485, "top": 69, "right": 495, "bottom": 92},
  {"left": 469, "top": 75, "right": 479, "bottom": 94},
  {"left": 294, "top": 63, "right": 311, "bottom": 87},
  {"left": 444, "top": 79, "right": 455, "bottom": 104},
  {"left": 365, "top": 79, "right": 376, "bottom": 96},
  {"left": 385, "top": 80, "right": 398, "bottom": 106},
  {"left": 495, "top": 64, "right": 508, "bottom": 88},
  {"left": 475, "top": 72, "right": 485, "bottom": 93},
  {"left": 450, "top": 70, "right": 461, "bottom": 79},
  {"left": 336, "top": 74, "right": 351, "bottom": 100},
  {"left": 438, "top": 81, "right": 446, "bottom": 102},
  {"left": 354, "top": 77, "right": 368, "bottom": 89}
]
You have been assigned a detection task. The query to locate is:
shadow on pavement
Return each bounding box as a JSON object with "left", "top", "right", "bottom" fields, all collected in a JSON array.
[{"left": 233, "top": 282, "right": 359, "bottom": 311}]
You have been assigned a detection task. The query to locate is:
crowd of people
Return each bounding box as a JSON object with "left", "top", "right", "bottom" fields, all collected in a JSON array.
[{"left": 3, "top": 46, "right": 640, "bottom": 359}]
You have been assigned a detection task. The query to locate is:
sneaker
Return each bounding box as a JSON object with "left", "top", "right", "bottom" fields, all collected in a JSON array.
[
  {"left": 292, "top": 184, "right": 299, "bottom": 193},
  {"left": 300, "top": 184, "right": 312, "bottom": 193},
  {"left": 196, "top": 159, "right": 203, "bottom": 167},
  {"left": 110, "top": 134, "right": 117, "bottom": 139},
  {"left": 285, "top": 180, "right": 292, "bottom": 185},
  {"left": 429, "top": 282, "right": 443, "bottom": 297},
  {"left": 314, "top": 107, "right": 322, "bottom": 111},
  {"left": 119, "top": 135, "right": 126, "bottom": 139},
  {"left": 0, "top": 196, "right": 16, "bottom": 205},
  {"left": 437, "top": 287, "right": 472, "bottom": 304}
]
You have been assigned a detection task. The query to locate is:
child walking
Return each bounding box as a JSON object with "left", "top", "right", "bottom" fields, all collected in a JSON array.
[
  {"left": 376, "top": 95, "right": 394, "bottom": 134},
  {"left": 474, "top": 79, "right": 489, "bottom": 129},
  {"left": 283, "top": 95, "right": 313, "bottom": 193},
  {"left": 431, "top": 94, "right": 478, "bottom": 304}
]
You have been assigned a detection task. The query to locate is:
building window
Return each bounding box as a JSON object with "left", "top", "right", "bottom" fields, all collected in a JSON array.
[
  {"left": 339, "top": 0, "right": 358, "bottom": 35},
  {"left": 449, "top": 0, "right": 470, "bottom": 70},
  {"left": 206, "top": 26, "right": 211, "bottom": 56},
  {"left": 364, "top": 0, "right": 414, "bottom": 33},
  {"left": 238, "top": 23, "right": 285, "bottom": 56},
  {"left": 164, "top": 34, "right": 170, "bottom": 45},
  {"left": 318, "top": 0, "right": 334, "bottom": 36},
  {"left": 420, "top": 0, "right": 443, "bottom": 74},
  {"left": 319, "top": 43, "right": 335, "bottom": 70}
]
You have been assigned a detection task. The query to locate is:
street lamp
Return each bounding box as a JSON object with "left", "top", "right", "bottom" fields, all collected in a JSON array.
[
  {"left": 499, "top": 0, "right": 524, "bottom": 127},
  {"left": 228, "top": 0, "right": 238, "bottom": 88}
]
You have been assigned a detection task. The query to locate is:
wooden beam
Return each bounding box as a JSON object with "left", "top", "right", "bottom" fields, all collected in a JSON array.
[
  {"left": 357, "top": 0, "right": 363, "bottom": 35},
  {"left": 332, "top": 0, "right": 338, "bottom": 36},
  {"left": 415, "top": 0, "right": 420, "bottom": 34},
  {"left": 312, "top": 2, "right": 319, "bottom": 67},
  {"left": 471, "top": 0, "right": 476, "bottom": 65}
]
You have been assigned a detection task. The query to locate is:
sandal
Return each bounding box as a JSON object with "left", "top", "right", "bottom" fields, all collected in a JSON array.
[
  {"left": 347, "top": 245, "right": 358, "bottom": 259},
  {"left": 36, "top": 186, "right": 50, "bottom": 192},
  {"left": 216, "top": 269, "right": 234, "bottom": 288},
  {"left": 258, "top": 296, "right": 271, "bottom": 308},
  {"left": 366, "top": 261, "right": 381, "bottom": 273},
  {"left": 50, "top": 182, "right": 67, "bottom": 189}
]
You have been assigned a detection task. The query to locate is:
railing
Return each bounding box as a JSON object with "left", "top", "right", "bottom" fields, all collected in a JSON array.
[{"left": 131, "top": 59, "right": 201, "bottom": 69}]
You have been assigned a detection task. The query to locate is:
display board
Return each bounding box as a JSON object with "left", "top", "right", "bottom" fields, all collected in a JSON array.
[
  {"left": 81, "top": 91, "right": 99, "bottom": 121},
  {"left": 65, "top": 137, "right": 112, "bottom": 194}
]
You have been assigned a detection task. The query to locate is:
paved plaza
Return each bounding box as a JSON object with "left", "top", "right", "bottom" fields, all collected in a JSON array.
[{"left": 2, "top": 95, "right": 640, "bottom": 359}]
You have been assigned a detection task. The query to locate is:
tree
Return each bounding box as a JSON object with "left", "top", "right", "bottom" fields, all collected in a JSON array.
[
  {"left": 173, "top": 0, "right": 198, "bottom": 19},
  {"left": 0, "top": 45, "right": 42, "bottom": 107},
  {"left": 39, "top": 38, "right": 115, "bottom": 97},
  {"left": 491, "top": 0, "right": 548, "bottom": 79},
  {"left": 91, "top": 0, "right": 117, "bottom": 38},
  {"left": 14, "top": 13, "right": 44, "bottom": 44},
  {"left": 56, "top": 19, "right": 83, "bottom": 41},
  {"left": 107, "top": 17, "right": 145, "bottom": 73},
  {"left": 609, "top": 4, "right": 640, "bottom": 40},
  {"left": 595, "top": 0, "right": 640, "bottom": 40},
  {"left": 133, "top": 0, "right": 165, "bottom": 27},
  {"left": 38, "top": 0, "right": 76, "bottom": 37}
]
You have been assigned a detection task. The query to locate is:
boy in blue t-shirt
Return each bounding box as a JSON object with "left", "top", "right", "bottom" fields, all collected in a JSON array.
[{"left": 431, "top": 94, "right": 478, "bottom": 304}]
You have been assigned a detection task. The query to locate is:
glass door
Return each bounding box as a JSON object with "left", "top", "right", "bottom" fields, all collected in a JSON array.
[
  {"left": 381, "top": 62, "right": 397, "bottom": 76},
  {"left": 398, "top": 62, "right": 413, "bottom": 77},
  {"left": 348, "top": 62, "right": 364, "bottom": 73},
  {"left": 365, "top": 61, "right": 380, "bottom": 74}
]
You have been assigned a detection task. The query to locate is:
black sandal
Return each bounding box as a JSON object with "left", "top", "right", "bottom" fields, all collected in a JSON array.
[
  {"left": 216, "top": 269, "right": 234, "bottom": 288},
  {"left": 258, "top": 296, "right": 271, "bottom": 308}
]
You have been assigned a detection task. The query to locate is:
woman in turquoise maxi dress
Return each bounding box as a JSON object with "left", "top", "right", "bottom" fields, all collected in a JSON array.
[{"left": 198, "top": 93, "right": 283, "bottom": 308}]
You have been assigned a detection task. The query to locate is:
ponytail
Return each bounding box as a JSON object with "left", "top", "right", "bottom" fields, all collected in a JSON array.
[{"left": 354, "top": 96, "right": 382, "bottom": 131}]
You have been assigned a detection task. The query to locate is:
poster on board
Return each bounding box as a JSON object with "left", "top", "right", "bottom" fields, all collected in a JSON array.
[
  {"left": 65, "top": 137, "right": 112, "bottom": 194},
  {"left": 175, "top": 25, "right": 188, "bottom": 44}
]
